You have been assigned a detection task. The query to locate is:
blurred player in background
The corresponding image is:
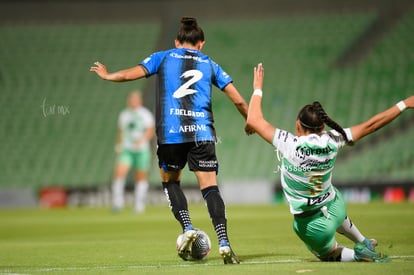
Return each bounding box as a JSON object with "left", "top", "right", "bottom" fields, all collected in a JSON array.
[
  {"left": 90, "top": 17, "right": 254, "bottom": 264},
  {"left": 247, "top": 63, "right": 413, "bottom": 262},
  {"left": 113, "top": 91, "right": 155, "bottom": 213}
]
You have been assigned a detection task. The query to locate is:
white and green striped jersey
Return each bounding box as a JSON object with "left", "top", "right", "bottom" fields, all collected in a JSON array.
[
  {"left": 118, "top": 107, "right": 154, "bottom": 152},
  {"left": 272, "top": 128, "right": 353, "bottom": 214}
]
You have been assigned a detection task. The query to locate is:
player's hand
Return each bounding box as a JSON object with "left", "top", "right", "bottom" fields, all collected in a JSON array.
[
  {"left": 253, "top": 63, "right": 264, "bottom": 91},
  {"left": 403, "top": 95, "right": 414, "bottom": 108},
  {"left": 244, "top": 124, "right": 255, "bottom": 135},
  {"left": 90, "top": 61, "right": 109, "bottom": 80}
]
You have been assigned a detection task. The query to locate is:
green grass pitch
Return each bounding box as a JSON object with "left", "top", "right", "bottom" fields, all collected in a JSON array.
[{"left": 0, "top": 202, "right": 413, "bottom": 274}]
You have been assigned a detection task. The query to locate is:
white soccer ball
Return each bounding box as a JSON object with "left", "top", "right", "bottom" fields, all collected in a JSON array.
[{"left": 176, "top": 230, "right": 212, "bottom": 261}]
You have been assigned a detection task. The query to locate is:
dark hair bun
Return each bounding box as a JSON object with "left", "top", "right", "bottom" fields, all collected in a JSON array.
[
  {"left": 181, "top": 17, "right": 198, "bottom": 29},
  {"left": 176, "top": 16, "right": 204, "bottom": 45}
]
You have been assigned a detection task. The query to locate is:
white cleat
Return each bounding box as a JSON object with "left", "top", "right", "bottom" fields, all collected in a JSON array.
[
  {"left": 219, "top": 245, "right": 240, "bottom": 264},
  {"left": 177, "top": 230, "right": 197, "bottom": 261}
]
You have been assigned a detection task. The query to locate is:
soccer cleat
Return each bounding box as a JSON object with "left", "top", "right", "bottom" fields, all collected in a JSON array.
[
  {"left": 219, "top": 240, "right": 240, "bottom": 264},
  {"left": 362, "top": 238, "right": 378, "bottom": 252},
  {"left": 354, "top": 242, "right": 390, "bottom": 263},
  {"left": 177, "top": 230, "right": 198, "bottom": 261}
]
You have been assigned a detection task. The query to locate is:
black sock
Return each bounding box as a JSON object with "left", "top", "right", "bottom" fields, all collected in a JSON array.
[
  {"left": 201, "top": 186, "right": 229, "bottom": 245},
  {"left": 162, "top": 181, "right": 192, "bottom": 232}
]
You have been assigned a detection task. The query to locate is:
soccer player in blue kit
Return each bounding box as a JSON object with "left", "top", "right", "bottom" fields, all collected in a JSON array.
[{"left": 91, "top": 17, "right": 254, "bottom": 264}]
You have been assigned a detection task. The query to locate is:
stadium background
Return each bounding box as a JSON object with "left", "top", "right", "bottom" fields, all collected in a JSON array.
[{"left": 0, "top": 0, "right": 413, "bottom": 207}]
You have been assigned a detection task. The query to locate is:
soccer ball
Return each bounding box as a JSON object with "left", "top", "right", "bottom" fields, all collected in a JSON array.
[{"left": 176, "top": 230, "right": 212, "bottom": 261}]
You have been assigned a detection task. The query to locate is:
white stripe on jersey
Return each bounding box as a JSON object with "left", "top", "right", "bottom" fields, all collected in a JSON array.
[{"left": 272, "top": 128, "right": 352, "bottom": 214}]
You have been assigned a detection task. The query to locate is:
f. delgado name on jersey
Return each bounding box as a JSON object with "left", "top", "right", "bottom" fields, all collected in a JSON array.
[
  {"left": 169, "top": 124, "right": 207, "bottom": 133},
  {"left": 170, "top": 108, "right": 205, "bottom": 117}
]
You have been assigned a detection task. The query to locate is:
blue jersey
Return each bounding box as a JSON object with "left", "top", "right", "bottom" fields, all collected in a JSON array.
[{"left": 140, "top": 48, "right": 233, "bottom": 145}]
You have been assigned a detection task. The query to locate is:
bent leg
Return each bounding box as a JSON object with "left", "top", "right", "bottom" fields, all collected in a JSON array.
[
  {"left": 293, "top": 191, "right": 347, "bottom": 260},
  {"left": 336, "top": 215, "right": 365, "bottom": 243}
]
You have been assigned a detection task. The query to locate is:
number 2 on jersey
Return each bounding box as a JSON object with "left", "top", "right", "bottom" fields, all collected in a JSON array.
[{"left": 173, "top": 70, "right": 203, "bottom": 98}]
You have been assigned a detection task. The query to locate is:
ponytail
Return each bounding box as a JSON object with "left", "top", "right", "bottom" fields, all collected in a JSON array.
[
  {"left": 298, "top": 101, "right": 353, "bottom": 145},
  {"left": 312, "top": 101, "right": 353, "bottom": 145}
]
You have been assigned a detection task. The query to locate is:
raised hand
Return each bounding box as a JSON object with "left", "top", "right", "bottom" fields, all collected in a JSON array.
[{"left": 253, "top": 63, "right": 264, "bottom": 91}]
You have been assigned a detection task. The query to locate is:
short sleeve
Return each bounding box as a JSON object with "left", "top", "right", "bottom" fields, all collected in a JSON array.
[
  {"left": 210, "top": 60, "right": 233, "bottom": 90},
  {"left": 139, "top": 51, "right": 166, "bottom": 76},
  {"left": 327, "top": 128, "right": 353, "bottom": 148},
  {"left": 272, "top": 128, "right": 298, "bottom": 156}
]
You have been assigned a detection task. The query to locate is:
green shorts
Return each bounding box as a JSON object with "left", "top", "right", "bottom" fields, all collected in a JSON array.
[
  {"left": 117, "top": 148, "right": 151, "bottom": 171},
  {"left": 292, "top": 188, "right": 347, "bottom": 257}
]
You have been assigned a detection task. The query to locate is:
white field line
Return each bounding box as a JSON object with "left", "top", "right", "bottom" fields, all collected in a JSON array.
[
  {"left": 0, "top": 260, "right": 301, "bottom": 274},
  {"left": 1, "top": 256, "right": 413, "bottom": 273}
]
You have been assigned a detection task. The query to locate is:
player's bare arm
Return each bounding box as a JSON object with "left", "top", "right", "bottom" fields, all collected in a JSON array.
[
  {"left": 223, "top": 83, "right": 249, "bottom": 118},
  {"left": 222, "top": 83, "right": 255, "bottom": 135},
  {"left": 90, "top": 62, "right": 147, "bottom": 82},
  {"left": 350, "top": 95, "right": 414, "bottom": 143},
  {"left": 246, "top": 63, "right": 276, "bottom": 144}
]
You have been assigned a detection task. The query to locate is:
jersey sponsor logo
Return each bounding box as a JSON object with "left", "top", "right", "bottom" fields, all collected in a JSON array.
[
  {"left": 296, "top": 145, "right": 334, "bottom": 160},
  {"left": 307, "top": 191, "right": 330, "bottom": 206},
  {"left": 169, "top": 124, "right": 207, "bottom": 133},
  {"left": 221, "top": 71, "right": 230, "bottom": 79},
  {"left": 170, "top": 52, "right": 209, "bottom": 63},
  {"left": 300, "top": 158, "right": 334, "bottom": 170},
  {"left": 198, "top": 160, "right": 217, "bottom": 168},
  {"left": 173, "top": 70, "right": 203, "bottom": 98},
  {"left": 169, "top": 108, "right": 205, "bottom": 117}
]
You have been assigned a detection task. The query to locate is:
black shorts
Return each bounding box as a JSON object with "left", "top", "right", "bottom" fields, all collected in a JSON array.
[{"left": 157, "top": 142, "right": 218, "bottom": 173}]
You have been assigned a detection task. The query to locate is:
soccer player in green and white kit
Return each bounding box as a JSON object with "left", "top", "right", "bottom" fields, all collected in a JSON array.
[
  {"left": 246, "top": 63, "right": 414, "bottom": 262},
  {"left": 112, "top": 91, "right": 155, "bottom": 213}
]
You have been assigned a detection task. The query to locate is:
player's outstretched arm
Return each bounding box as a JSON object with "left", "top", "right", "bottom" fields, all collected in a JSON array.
[
  {"left": 246, "top": 63, "right": 276, "bottom": 144},
  {"left": 350, "top": 96, "right": 414, "bottom": 143},
  {"left": 90, "top": 62, "right": 146, "bottom": 82}
]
